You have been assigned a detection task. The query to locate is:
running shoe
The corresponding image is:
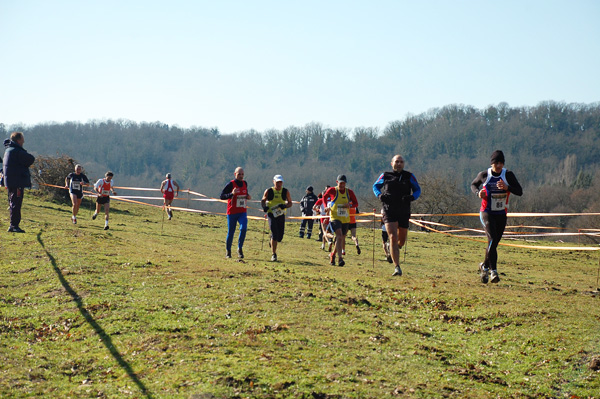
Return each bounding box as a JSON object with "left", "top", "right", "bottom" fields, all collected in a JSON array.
[
  {"left": 392, "top": 266, "right": 403, "bottom": 276},
  {"left": 7, "top": 226, "right": 25, "bottom": 233},
  {"left": 104, "top": 225, "right": 109, "bottom": 230},
  {"left": 356, "top": 245, "right": 361, "bottom": 255},
  {"left": 72, "top": 216, "right": 77, "bottom": 224},
  {"left": 226, "top": 250, "right": 232, "bottom": 259},
  {"left": 338, "top": 259, "right": 345, "bottom": 267},
  {"left": 490, "top": 270, "right": 500, "bottom": 283},
  {"left": 238, "top": 248, "right": 244, "bottom": 259},
  {"left": 320, "top": 243, "right": 325, "bottom": 250},
  {"left": 329, "top": 252, "right": 336, "bottom": 265},
  {"left": 92, "top": 213, "right": 97, "bottom": 220},
  {"left": 479, "top": 263, "right": 489, "bottom": 284},
  {"left": 306, "top": 234, "right": 311, "bottom": 239},
  {"left": 386, "top": 255, "right": 393, "bottom": 263},
  {"left": 271, "top": 253, "right": 277, "bottom": 262}
]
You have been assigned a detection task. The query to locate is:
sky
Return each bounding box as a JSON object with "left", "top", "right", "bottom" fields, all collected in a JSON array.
[{"left": 1, "top": 0, "right": 599, "bottom": 134}]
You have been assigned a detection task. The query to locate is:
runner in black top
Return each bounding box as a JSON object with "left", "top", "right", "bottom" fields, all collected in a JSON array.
[
  {"left": 471, "top": 150, "right": 523, "bottom": 284},
  {"left": 373, "top": 155, "right": 421, "bottom": 277},
  {"left": 65, "top": 164, "right": 90, "bottom": 224}
]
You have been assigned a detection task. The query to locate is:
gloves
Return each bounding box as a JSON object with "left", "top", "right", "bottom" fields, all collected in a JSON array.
[
  {"left": 278, "top": 203, "right": 287, "bottom": 210},
  {"left": 379, "top": 193, "right": 392, "bottom": 204},
  {"left": 402, "top": 195, "right": 415, "bottom": 203},
  {"left": 262, "top": 205, "right": 269, "bottom": 213}
]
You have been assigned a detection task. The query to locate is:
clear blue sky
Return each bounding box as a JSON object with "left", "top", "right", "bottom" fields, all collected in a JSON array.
[{"left": 1, "top": 0, "right": 599, "bottom": 134}]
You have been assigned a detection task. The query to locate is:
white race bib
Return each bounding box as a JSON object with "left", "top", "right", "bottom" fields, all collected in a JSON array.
[
  {"left": 71, "top": 181, "right": 81, "bottom": 190},
  {"left": 272, "top": 207, "right": 283, "bottom": 218},
  {"left": 101, "top": 189, "right": 110, "bottom": 196},
  {"left": 336, "top": 208, "right": 349, "bottom": 217},
  {"left": 236, "top": 197, "right": 247, "bottom": 208},
  {"left": 491, "top": 193, "right": 507, "bottom": 211}
]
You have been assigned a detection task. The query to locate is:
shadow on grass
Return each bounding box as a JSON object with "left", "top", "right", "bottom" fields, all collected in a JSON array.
[{"left": 36, "top": 230, "right": 153, "bottom": 399}]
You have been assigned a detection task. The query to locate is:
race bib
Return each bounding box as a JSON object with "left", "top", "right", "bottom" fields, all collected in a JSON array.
[
  {"left": 491, "top": 193, "right": 507, "bottom": 211},
  {"left": 272, "top": 207, "right": 283, "bottom": 218},
  {"left": 336, "top": 208, "right": 349, "bottom": 217},
  {"left": 236, "top": 197, "right": 247, "bottom": 208},
  {"left": 71, "top": 181, "right": 81, "bottom": 190},
  {"left": 101, "top": 189, "right": 110, "bottom": 196}
]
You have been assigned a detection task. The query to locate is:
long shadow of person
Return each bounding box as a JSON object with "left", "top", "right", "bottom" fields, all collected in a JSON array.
[{"left": 36, "top": 231, "right": 153, "bottom": 399}]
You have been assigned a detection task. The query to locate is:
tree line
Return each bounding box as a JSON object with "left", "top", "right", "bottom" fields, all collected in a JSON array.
[{"left": 2, "top": 101, "right": 599, "bottom": 237}]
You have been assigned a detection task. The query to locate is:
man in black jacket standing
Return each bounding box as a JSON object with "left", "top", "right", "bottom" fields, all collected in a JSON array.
[
  {"left": 3, "top": 132, "right": 35, "bottom": 233},
  {"left": 298, "top": 186, "right": 318, "bottom": 239}
]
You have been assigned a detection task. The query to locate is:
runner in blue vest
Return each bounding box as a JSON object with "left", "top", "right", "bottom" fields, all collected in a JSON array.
[
  {"left": 65, "top": 164, "right": 90, "bottom": 224},
  {"left": 471, "top": 150, "right": 523, "bottom": 284}
]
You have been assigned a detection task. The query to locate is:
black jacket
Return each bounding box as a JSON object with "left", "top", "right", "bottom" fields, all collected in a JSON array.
[
  {"left": 300, "top": 192, "right": 318, "bottom": 216},
  {"left": 3, "top": 139, "right": 35, "bottom": 188}
]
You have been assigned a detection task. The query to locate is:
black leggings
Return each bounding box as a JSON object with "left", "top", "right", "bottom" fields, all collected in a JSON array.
[{"left": 479, "top": 212, "right": 507, "bottom": 270}]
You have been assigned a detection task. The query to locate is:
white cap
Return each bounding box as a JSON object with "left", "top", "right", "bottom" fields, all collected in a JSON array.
[{"left": 273, "top": 174, "right": 284, "bottom": 182}]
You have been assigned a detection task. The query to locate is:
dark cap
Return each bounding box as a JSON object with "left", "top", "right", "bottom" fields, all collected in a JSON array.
[
  {"left": 336, "top": 174, "right": 347, "bottom": 183},
  {"left": 306, "top": 186, "right": 313, "bottom": 192},
  {"left": 490, "top": 150, "right": 505, "bottom": 164}
]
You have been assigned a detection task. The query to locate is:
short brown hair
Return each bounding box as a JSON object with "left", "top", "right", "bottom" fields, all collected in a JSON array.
[{"left": 10, "top": 132, "right": 24, "bottom": 142}]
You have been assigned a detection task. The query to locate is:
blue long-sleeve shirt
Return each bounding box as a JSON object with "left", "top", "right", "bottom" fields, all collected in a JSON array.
[{"left": 373, "top": 170, "right": 421, "bottom": 200}]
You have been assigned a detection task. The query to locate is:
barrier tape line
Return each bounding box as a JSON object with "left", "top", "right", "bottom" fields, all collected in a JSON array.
[
  {"left": 40, "top": 183, "right": 600, "bottom": 235},
  {"left": 410, "top": 219, "right": 599, "bottom": 251},
  {"left": 414, "top": 219, "right": 600, "bottom": 237}
]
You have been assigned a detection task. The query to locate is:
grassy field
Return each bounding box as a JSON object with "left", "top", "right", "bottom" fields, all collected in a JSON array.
[{"left": 1, "top": 194, "right": 599, "bottom": 398}]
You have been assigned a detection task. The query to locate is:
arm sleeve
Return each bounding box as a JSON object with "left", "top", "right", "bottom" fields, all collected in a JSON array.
[
  {"left": 506, "top": 171, "right": 523, "bottom": 196},
  {"left": 470, "top": 171, "right": 487, "bottom": 194},
  {"left": 83, "top": 174, "right": 89, "bottom": 184},
  {"left": 373, "top": 173, "right": 384, "bottom": 197},
  {"left": 20, "top": 151, "right": 35, "bottom": 167},
  {"left": 349, "top": 189, "right": 359, "bottom": 207},
  {"left": 323, "top": 187, "right": 335, "bottom": 205},
  {"left": 220, "top": 182, "right": 234, "bottom": 200},
  {"left": 410, "top": 174, "right": 421, "bottom": 200}
]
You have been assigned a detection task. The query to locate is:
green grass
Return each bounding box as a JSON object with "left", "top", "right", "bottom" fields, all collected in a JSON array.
[{"left": 1, "top": 194, "right": 599, "bottom": 398}]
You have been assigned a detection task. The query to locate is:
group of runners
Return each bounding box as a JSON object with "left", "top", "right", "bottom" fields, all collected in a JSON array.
[
  {"left": 64, "top": 169, "right": 181, "bottom": 230},
  {"left": 217, "top": 155, "right": 421, "bottom": 274},
  {"left": 216, "top": 152, "right": 522, "bottom": 281},
  {"left": 47, "top": 146, "right": 522, "bottom": 282}
]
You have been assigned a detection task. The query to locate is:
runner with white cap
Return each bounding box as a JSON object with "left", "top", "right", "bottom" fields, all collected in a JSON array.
[{"left": 261, "top": 174, "right": 293, "bottom": 262}]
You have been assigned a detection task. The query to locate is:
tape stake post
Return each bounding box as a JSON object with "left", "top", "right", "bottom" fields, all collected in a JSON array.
[
  {"left": 597, "top": 251, "right": 600, "bottom": 289},
  {"left": 372, "top": 208, "right": 376, "bottom": 270},
  {"left": 261, "top": 214, "right": 267, "bottom": 252},
  {"left": 161, "top": 204, "right": 165, "bottom": 235}
]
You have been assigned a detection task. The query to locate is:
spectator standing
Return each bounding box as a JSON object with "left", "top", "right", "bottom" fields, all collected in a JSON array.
[
  {"left": 3, "top": 132, "right": 35, "bottom": 233},
  {"left": 298, "top": 186, "right": 318, "bottom": 239}
]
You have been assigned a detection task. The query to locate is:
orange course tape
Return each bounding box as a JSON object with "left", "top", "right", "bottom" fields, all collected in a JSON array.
[
  {"left": 40, "top": 183, "right": 600, "bottom": 239},
  {"left": 410, "top": 219, "right": 599, "bottom": 251}
]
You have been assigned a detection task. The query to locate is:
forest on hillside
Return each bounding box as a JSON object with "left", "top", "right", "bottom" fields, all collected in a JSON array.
[{"left": 2, "top": 101, "right": 600, "bottom": 233}]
